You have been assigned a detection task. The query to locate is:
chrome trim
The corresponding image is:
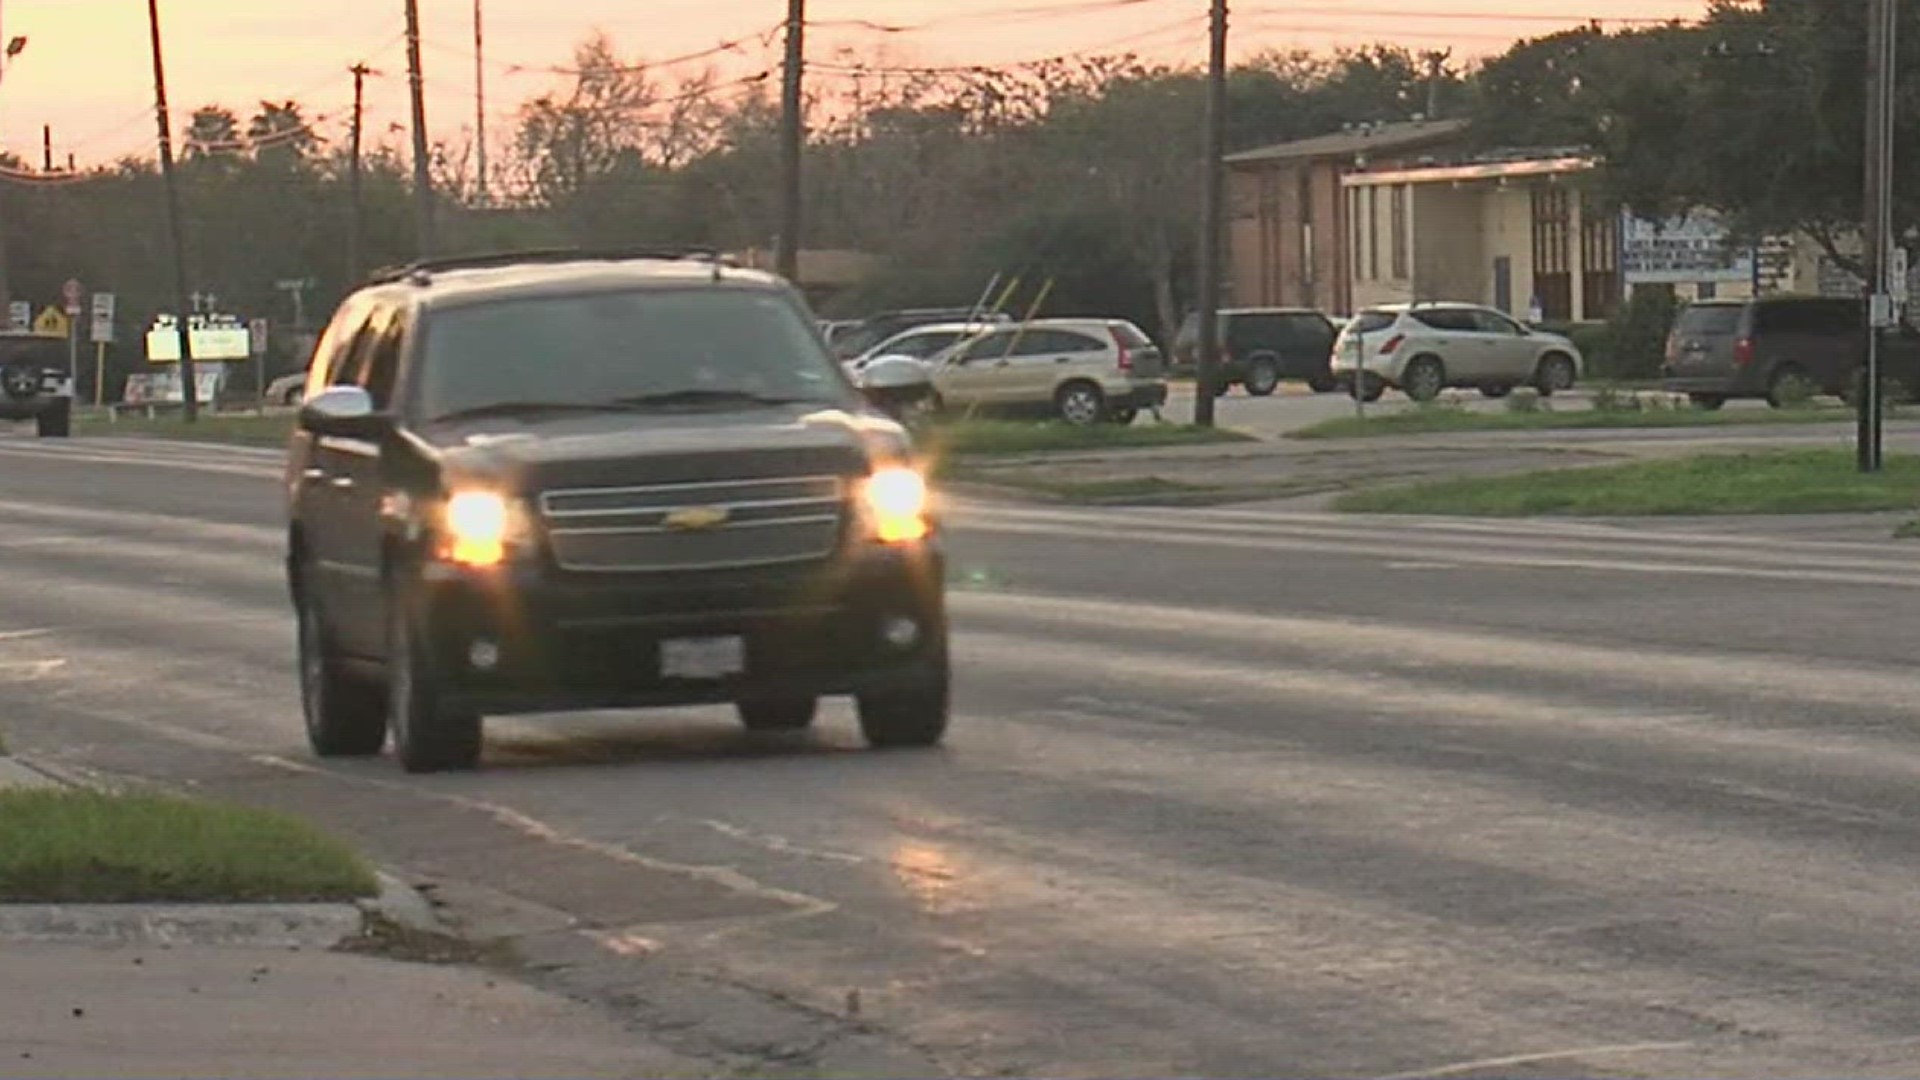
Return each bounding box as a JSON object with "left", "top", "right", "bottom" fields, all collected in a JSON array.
[
  {"left": 553, "top": 514, "right": 841, "bottom": 538},
  {"left": 538, "top": 474, "right": 848, "bottom": 573}
]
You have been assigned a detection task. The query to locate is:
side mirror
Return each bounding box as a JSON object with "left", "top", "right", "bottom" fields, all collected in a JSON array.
[{"left": 298, "top": 385, "right": 387, "bottom": 439}]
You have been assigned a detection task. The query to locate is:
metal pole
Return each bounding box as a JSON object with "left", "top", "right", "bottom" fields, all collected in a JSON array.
[
  {"left": 349, "top": 63, "right": 369, "bottom": 281},
  {"left": 147, "top": 0, "right": 197, "bottom": 421},
  {"left": 1193, "top": 0, "right": 1229, "bottom": 428},
  {"left": 403, "top": 0, "right": 435, "bottom": 257},
  {"left": 1860, "top": 0, "right": 1896, "bottom": 472},
  {"left": 776, "top": 0, "right": 805, "bottom": 282},
  {"left": 0, "top": 40, "right": 23, "bottom": 315},
  {"left": 473, "top": 0, "right": 486, "bottom": 205}
]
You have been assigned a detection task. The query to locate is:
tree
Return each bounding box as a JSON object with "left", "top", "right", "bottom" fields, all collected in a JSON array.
[
  {"left": 183, "top": 107, "right": 242, "bottom": 161},
  {"left": 514, "top": 33, "right": 656, "bottom": 206},
  {"left": 248, "top": 100, "right": 321, "bottom": 165}
]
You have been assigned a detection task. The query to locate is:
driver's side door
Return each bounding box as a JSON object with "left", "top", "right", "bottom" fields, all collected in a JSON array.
[
  {"left": 935, "top": 330, "right": 1019, "bottom": 407},
  {"left": 1472, "top": 309, "right": 1537, "bottom": 381},
  {"left": 317, "top": 305, "right": 404, "bottom": 658}
]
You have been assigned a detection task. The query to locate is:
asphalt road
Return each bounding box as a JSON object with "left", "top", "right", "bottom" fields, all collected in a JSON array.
[{"left": 10, "top": 435, "right": 1920, "bottom": 1076}]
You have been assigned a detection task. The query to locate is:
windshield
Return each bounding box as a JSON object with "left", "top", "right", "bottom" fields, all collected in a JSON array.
[
  {"left": 414, "top": 289, "right": 850, "bottom": 421},
  {"left": 1676, "top": 305, "right": 1742, "bottom": 336},
  {"left": 0, "top": 338, "right": 64, "bottom": 368},
  {"left": 868, "top": 330, "right": 967, "bottom": 360}
]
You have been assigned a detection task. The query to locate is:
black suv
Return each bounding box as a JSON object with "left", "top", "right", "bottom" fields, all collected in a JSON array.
[
  {"left": 1173, "top": 308, "right": 1340, "bottom": 396},
  {"left": 1663, "top": 295, "right": 1920, "bottom": 408},
  {"left": 286, "top": 250, "right": 950, "bottom": 773},
  {"left": 0, "top": 331, "right": 73, "bottom": 437}
]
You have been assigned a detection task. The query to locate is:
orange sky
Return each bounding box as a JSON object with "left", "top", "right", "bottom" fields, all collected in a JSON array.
[{"left": 0, "top": 0, "right": 1705, "bottom": 170}]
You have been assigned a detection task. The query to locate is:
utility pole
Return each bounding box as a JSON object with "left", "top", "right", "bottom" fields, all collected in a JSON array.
[
  {"left": 403, "top": 0, "right": 435, "bottom": 257},
  {"left": 0, "top": 35, "right": 28, "bottom": 315},
  {"left": 1859, "top": 0, "right": 1896, "bottom": 473},
  {"left": 349, "top": 62, "right": 371, "bottom": 282},
  {"left": 147, "top": 0, "right": 197, "bottom": 421},
  {"left": 40, "top": 123, "right": 49, "bottom": 171},
  {"left": 776, "top": 0, "right": 805, "bottom": 282},
  {"left": 1193, "top": 0, "right": 1229, "bottom": 428},
  {"left": 473, "top": 0, "right": 487, "bottom": 206},
  {"left": 1423, "top": 49, "right": 1452, "bottom": 119}
]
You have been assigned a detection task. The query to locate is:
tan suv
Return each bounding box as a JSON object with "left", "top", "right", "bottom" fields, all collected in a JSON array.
[{"left": 926, "top": 318, "right": 1168, "bottom": 425}]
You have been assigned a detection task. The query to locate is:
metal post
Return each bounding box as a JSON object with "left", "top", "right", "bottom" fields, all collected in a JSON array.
[
  {"left": 473, "top": 0, "right": 486, "bottom": 205},
  {"left": 776, "top": 0, "right": 806, "bottom": 283},
  {"left": 1860, "top": 0, "right": 1896, "bottom": 472},
  {"left": 349, "top": 63, "right": 369, "bottom": 281},
  {"left": 1193, "top": 0, "right": 1229, "bottom": 428},
  {"left": 147, "top": 0, "right": 197, "bottom": 421},
  {"left": 403, "top": 0, "right": 434, "bottom": 257}
]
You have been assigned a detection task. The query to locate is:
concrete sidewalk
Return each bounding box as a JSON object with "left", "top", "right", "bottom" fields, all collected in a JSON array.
[{"left": 0, "top": 941, "right": 702, "bottom": 1079}]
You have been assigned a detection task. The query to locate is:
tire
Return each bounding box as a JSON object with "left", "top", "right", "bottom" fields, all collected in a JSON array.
[
  {"left": 36, "top": 401, "right": 71, "bottom": 438},
  {"left": 1352, "top": 373, "right": 1386, "bottom": 403},
  {"left": 1109, "top": 407, "right": 1139, "bottom": 426},
  {"left": 1306, "top": 374, "right": 1339, "bottom": 394},
  {"left": 1766, "top": 365, "right": 1815, "bottom": 409},
  {"left": 1403, "top": 356, "right": 1446, "bottom": 403},
  {"left": 1534, "top": 354, "right": 1577, "bottom": 397},
  {"left": 1054, "top": 381, "right": 1106, "bottom": 427},
  {"left": 296, "top": 585, "right": 388, "bottom": 758},
  {"left": 1244, "top": 358, "right": 1281, "bottom": 397},
  {"left": 737, "top": 697, "right": 818, "bottom": 732},
  {"left": 857, "top": 672, "right": 950, "bottom": 750},
  {"left": 283, "top": 386, "right": 304, "bottom": 407},
  {"left": 387, "top": 592, "right": 483, "bottom": 774},
  {"left": 1480, "top": 384, "right": 1514, "bottom": 399},
  {"left": 1689, "top": 393, "right": 1727, "bottom": 411}
]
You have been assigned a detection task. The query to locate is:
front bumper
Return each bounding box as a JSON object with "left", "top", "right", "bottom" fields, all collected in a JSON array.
[{"left": 406, "top": 543, "right": 948, "bottom": 715}]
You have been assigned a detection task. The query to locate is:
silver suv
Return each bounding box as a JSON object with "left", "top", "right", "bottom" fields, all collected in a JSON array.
[
  {"left": 1332, "top": 303, "right": 1583, "bottom": 402},
  {"left": 924, "top": 318, "right": 1168, "bottom": 425}
]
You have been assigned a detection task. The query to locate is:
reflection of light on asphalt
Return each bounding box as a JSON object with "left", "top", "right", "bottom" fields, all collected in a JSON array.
[{"left": 891, "top": 841, "right": 963, "bottom": 912}]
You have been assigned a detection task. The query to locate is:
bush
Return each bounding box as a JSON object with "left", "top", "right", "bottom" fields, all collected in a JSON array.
[
  {"left": 1506, "top": 388, "right": 1546, "bottom": 413},
  {"left": 1593, "top": 288, "right": 1678, "bottom": 381}
]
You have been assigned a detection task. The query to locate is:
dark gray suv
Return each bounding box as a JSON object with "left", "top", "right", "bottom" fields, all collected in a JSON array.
[
  {"left": 1663, "top": 296, "right": 1920, "bottom": 408},
  {"left": 286, "top": 250, "right": 950, "bottom": 773},
  {"left": 1174, "top": 308, "right": 1340, "bottom": 396},
  {"left": 0, "top": 331, "right": 73, "bottom": 437}
]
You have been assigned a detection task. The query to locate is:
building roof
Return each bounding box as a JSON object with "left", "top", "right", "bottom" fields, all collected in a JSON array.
[
  {"left": 1341, "top": 154, "right": 1595, "bottom": 188},
  {"left": 1224, "top": 118, "right": 1470, "bottom": 167}
]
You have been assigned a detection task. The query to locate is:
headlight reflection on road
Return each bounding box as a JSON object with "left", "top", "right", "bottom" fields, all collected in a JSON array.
[{"left": 890, "top": 840, "right": 967, "bottom": 914}]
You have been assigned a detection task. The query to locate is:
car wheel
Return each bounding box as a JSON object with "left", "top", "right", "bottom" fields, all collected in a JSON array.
[
  {"left": 283, "top": 386, "right": 305, "bottom": 407},
  {"left": 297, "top": 588, "right": 387, "bottom": 758},
  {"left": 36, "top": 400, "right": 71, "bottom": 438},
  {"left": 1054, "top": 381, "right": 1106, "bottom": 427},
  {"left": 1244, "top": 358, "right": 1281, "bottom": 397},
  {"left": 1689, "top": 393, "right": 1727, "bottom": 411},
  {"left": 1766, "top": 365, "right": 1816, "bottom": 409},
  {"left": 1480, "top": 384, "right": 1513, "bottom": 399},
  {"left": 388, "top": 593, "right": 482, "bottom": 773},
  {"left": 1352, "top": 373, "right": 1386, "bottom": 403},
  {"left": 737, "top": 697, "right": 818, "bottom": 732},
  {"left": 1306, "top": 374, "right": 1339, "bottom": 394},
  {"left": 857, "top": 663, "right": 951, "bottom": 750},
  {"left": 1534, "top": 354, "right": 1577, "bottom": 397},
  {"left": 1403, "top": 357, "right": 1446, "bottom": 403},
  {"left": 1109, "top": 407, "right": 1139, "bottom": 426}
]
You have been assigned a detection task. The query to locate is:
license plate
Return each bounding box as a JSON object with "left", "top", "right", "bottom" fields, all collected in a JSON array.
[{"left": 660, "top": 637, "right": 745, "bottom": 680}]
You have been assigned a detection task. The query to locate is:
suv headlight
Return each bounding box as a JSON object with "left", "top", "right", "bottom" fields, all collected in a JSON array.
[
  {"left": 860, "top": 466, "right": 931, "bottom": 543},
  {"left": 440, "top": 490, "right": 531, "bottom": 566}
]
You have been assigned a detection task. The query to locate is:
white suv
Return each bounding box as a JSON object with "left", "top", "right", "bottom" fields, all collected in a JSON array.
[
  {"left": 925, "top": 318, "right": 1169, "bottom": 425},
  {"left": 1331, "top": 303, "right": 1583, "bottom": 402}
]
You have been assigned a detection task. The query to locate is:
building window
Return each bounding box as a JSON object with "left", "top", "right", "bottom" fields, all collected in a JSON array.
[
  {"left": 1531, "top": 185, "right": 1573, "bottom": 321},
  {"left": 1390, "top": 185, "right": 1409, "bottom": 280},
  {"left": 1366, "top": 187, "right": 1380, "bottom": 281}
]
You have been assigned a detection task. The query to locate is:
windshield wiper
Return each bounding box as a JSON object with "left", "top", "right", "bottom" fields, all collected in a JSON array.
[
  {"left": 430, "top": 401, "right": 638, "bottom": 423},
  {"left": 612, "top": 389, "right": 826, "bottom": 409}
]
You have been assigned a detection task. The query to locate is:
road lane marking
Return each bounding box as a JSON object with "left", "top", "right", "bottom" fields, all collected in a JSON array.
[{"left": 1370, "top": 1040, "right": 1697, "bottom": 1080}]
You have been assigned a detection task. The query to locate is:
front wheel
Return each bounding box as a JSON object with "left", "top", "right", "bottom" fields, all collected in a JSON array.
[
  {"left": 388, "top": 596, "right": 483, "bottom": 774},
  {"left": 857, "top": 662, "right": 950, "bottom": 750},
  {"left": 1054, "top": 382, "right": 1106, "bottom": 427}
]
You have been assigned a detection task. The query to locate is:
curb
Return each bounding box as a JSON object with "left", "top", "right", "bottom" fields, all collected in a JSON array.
[{"left": 0, "top": 755, "right": 455, "bottom": 949}]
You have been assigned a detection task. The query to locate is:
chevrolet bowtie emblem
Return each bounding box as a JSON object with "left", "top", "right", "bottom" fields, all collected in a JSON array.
[{"left": 664, "top": 505, "right": 730, "bottom": 531}]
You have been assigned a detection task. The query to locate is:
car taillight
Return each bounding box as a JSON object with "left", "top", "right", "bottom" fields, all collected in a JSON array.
[
  {"left": 1379, "top": 334, "right": 1405, "bottom": 355},
  {"left": 1665, "top": 337, "right": 1679, "bottom": 365},
  {"left": 1113, "top": 330, "right": 1133, "bottom": 371},
  {"left": 1733, "top": 337, "right": 1754, "bottom": 366}
]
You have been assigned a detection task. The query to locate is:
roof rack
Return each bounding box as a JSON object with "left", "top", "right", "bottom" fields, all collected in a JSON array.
[{"left": 362, "top": 247, "right": 734, "bottom": 287}]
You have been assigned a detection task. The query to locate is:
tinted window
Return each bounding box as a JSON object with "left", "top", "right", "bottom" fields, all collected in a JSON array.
[
  {"left": 1471, "top": 310, "right": 1524, "bottom": 335},
  {"left": 1755, "top": 300, "right": 1857, "bottom": 336},
  {"left": 1349, "top": 311, "right": 1397, "bottom": 334},
  {"left": 414, "top": 289, "right": 845, "bottom": 421},
  {"left": 1112, "top": 323, "right": 1154, "bottom": 349},
  {"left": 1024, "top": 330, "right": 1105, "bottom": 354},
  {"left": 0, "top": 337, "right": 64, "bottom": 368},
  {"left": 1675, "top": 305, "right": 1742, "bottom": 335},
  {"left": 307, "top": 298, "right": 374, "bottom": 397},
  {"left": 1411, "top": 309, "right": 1478, "bottom": 332}
]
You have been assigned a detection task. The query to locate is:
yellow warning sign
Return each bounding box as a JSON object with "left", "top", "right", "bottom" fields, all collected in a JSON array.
[{"left": 31, "top": 307, "right": 70, "bottom": 339}]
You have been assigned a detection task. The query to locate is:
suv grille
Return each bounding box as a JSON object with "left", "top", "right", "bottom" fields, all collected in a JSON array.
[{"left": 538, "top": 476, "right": 846, "bottom": 573}]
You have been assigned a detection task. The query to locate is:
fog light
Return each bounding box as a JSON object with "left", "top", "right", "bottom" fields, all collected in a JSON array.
[
  {"left": 468, "top": 639, "right": 501, "bottom": 671},
  {"left": 882, "top": 617, "right": 920, "bottom": 650}
]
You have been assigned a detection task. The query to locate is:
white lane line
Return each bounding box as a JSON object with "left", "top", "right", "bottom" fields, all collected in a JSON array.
[{"left": 1369, "top": 1040, "right": 1697, "bottom": 1080}]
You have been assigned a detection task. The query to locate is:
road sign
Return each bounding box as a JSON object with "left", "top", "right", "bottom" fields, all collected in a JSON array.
[
  {"left": 32, "top": 307, "right": 69, "bottom": 338},
  {"left": 248, "top": 318, "right": 269, "bottom": 358},
  {"left": 90, "top": 293, "right": 116, "bottom": 344},
  {"left": 6, "top": 301, "right": 29, "bottom": 331},
  {"left": 61, "top": 278, "right": 82, "bottom": 311}
]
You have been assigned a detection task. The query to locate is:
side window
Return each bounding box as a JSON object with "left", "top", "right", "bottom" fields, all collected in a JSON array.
[
  {"left": 1472, "top": 310, "right": 1525, "bottom": 336},
  {"left": 305, "top": 299, "right": 372, "bottom": 399},
  {"left": 1029, "top": 330, "right": 1104, "bottom": 355},
  {"left": 1412, "top": 309, "right": 1474, "bottom": 333},
  {"left": 362, "top": 313, "right": 405, "bottom": 409},
  {"left": 960, "top": 332, "right": 1015, "bottom": 362}
]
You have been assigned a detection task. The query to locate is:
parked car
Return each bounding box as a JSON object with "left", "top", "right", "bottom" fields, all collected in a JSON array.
[
  {"left": 286, "top": 249, "right": 950, "bottom": 773},
  {"left": 1174, "top": 308, "right": 1341, "bottom": 396},
  {"left": 1661, "top": 295, "right": 1920, "bottom": 409},
  {"left": 921, "top": 318, "right": 1168, "bottom": 425},
  {"left": 266, "top": 370, "right": 307, "bottom": 406},
  {"left": 845, "top": 322, "right": 1001, "bottom": 377},
  {"left": 829, "top": 308, "right": 1010, "bottom": 361},
  {"left": 1331, "top": 302, "right": 1583, "bottom": 403},
  {"left": 0, "top": 330, "right": 73, "bottom": 437}
]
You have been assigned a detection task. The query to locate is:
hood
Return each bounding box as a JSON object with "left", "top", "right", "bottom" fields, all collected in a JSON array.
[{"left": 423, "top": 405, "right": 913, "bottom": 493}]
